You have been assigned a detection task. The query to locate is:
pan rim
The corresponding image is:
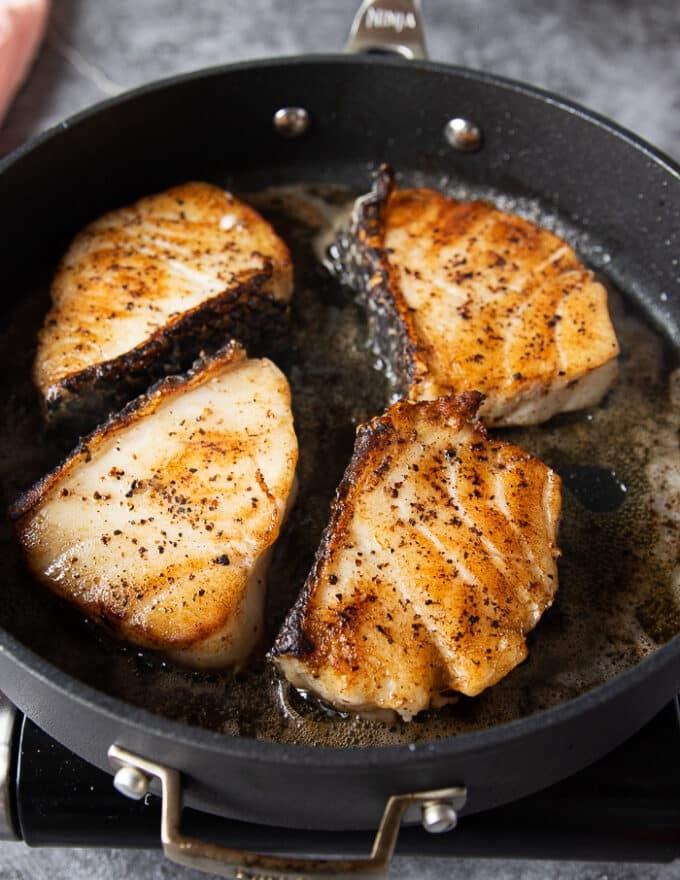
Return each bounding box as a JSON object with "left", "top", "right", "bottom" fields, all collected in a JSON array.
[
  {"left": 1, "top": 52, "right": 679, "bottom": 769},
  {"left": 1, "top": 53, "right": 679, "bottom": 181},
  {"left": 3, "top": 621, "right": 680, "bottom": 766}
]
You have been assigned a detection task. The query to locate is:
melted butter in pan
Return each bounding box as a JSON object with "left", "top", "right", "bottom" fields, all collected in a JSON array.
[{"left": 0, "top": 183, "right": 677, "bottom": 748}]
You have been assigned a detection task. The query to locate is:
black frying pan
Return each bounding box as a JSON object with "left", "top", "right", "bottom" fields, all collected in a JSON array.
[{"left": 0, "top": 1, "right": 679, "bottom": 876}]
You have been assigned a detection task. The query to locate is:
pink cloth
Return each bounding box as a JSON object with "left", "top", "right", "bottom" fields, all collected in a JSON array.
[{"left": 0, "top": 0, "right": 50, "bottom": 125}]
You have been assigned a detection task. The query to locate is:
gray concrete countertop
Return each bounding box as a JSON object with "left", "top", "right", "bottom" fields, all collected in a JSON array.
[{"left": 1, "top": 1, "right": 678, "bottom": 878}]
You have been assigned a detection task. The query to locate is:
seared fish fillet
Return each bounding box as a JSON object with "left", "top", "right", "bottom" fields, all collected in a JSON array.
[
  {"left": 343, "top": 166, "right": 619, "bottom": 426},
  {"left": 11, "top": 343, "right": 298, "bottom": 669},
  {"left": 274, "top": 393, "right": 561, "bottom": 720},
  {"left": 34, "top": 181, "right": 292, "bottom": 424}
]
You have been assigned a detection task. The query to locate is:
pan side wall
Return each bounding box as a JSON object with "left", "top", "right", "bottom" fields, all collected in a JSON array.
[{"left": 3, "top": 644, "right": 680, "bottom": 829}]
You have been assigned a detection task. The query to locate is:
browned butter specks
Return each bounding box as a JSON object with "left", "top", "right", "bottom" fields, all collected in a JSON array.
[{"left": 0, "top": 182, "right": 677, "bottom": 748}]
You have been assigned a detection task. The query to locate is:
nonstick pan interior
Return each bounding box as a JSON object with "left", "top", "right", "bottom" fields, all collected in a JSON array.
[
  {"left": 1, "top": 176, "right": 678, "bottom": 751},
  {"left": 0, "top": 56, "right": 678, "bottom": 825}
]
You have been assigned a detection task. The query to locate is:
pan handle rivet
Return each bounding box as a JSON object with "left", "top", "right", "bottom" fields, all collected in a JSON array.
[
  {"left": 421, "top": 800, "right": 458, "bottom": 834},
  {"left": 113, "top": 764, "right": 151, "bottom": 800},
  {"left": 444, "top": 117, "right": 482, "bottom": 152},
  {"left": 273, "top": 107, "right": 310, "bottom": 138}
]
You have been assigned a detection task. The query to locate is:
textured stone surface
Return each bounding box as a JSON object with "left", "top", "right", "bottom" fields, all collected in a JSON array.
[
  {"left": 0, "top": 846, "right": 678, "bottom": 880},
  {"left": 0, "top": 1, "right": 678, "bottom": 878}
]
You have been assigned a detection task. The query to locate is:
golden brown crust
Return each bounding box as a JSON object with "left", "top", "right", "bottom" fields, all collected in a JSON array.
[
  {"left": 274, "top": 392, "right": 486, "bottom": 660},
  {"left": 11, "top": 342, "right": 299, "bottom": 666},
  {"left": 34, "top": 182, "right": 293, "bottom": 428},
  {"left": 341, "top": 166, "right": 619, "bottom": 426},
  {"left": 274, "top": 393, "right": 562, "bottom": 719}
]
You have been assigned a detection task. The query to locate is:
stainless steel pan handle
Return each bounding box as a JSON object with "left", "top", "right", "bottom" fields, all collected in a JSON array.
[
  {"left": 109, "top": 745, "right": 465, "bottom": 879},
  {"left": 0, "top": 695, "right": 18, "bottom": 841},
  {"left": 345, "top": 0, "right": 428, "bottom": 60}
]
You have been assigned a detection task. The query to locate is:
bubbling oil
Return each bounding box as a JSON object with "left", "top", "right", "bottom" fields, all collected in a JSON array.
[{"left": 0, "top": 180, "right": 677, "bottom": 748}]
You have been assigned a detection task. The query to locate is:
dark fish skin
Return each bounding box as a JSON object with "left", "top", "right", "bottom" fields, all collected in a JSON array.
[
  {"left": 41, "top": 266, "right": 286, "bottom": 431},
  {"left": 337, "top": 165, "right": 425, "bottom": 399},
  {"left": 11, "top": 341, "right": 246, "bottom": 522}
]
